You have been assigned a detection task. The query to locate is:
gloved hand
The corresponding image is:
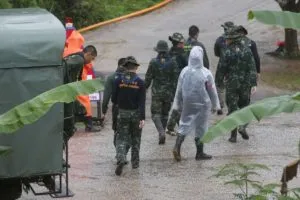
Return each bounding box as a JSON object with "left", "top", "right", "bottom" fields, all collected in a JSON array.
[{"left": 251, "top": 86, "right": 257, "bottom": 95}]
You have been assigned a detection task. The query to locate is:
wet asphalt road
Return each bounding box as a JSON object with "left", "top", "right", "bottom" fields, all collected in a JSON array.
[{"left": 22, "top": 0, "right": 299, "bottom": 199}]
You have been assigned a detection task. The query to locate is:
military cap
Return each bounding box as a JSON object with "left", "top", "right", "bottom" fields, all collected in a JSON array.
[
  {"left": 237, "top": 25, "right": 248, "bottom": 35},
  {"left": 224, "top": 26, "right": 242, "bottom": 39},
  {"left": 124, "top": 56, "right": 140, "bottom": 66},
  {"left": 154, "top": 40, "right": 169, "bottom": 52},
  {"left": 221, "top": 21, "right": 235, "bottom": 28},
  {"left": 168, "top": 32, "right": 185, "bottom": 43}
]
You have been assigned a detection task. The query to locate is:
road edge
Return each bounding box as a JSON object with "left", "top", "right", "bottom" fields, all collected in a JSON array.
[{"left": 78, "top": 0, "right": 173, "bottom": 33}]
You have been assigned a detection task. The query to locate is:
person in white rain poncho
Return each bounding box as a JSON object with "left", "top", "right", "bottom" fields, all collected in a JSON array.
[{"left": 172, "top": 46, "right": 220, "bottom": 161}]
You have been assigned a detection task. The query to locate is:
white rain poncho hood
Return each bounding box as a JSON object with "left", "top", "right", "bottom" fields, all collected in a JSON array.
[
  {"left": 172, "top": 46, "right": 220, "bottom": 138},
  {"left": 188, "top": 45, "right": 204, "bottom": 69}
]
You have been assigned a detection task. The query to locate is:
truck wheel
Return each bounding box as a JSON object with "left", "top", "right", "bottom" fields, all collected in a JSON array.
[{"left": 0, "top": 180, "right": 22, "bottom": 200}]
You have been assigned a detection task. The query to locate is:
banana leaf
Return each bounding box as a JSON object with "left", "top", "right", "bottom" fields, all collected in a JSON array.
[
  {"left": 201, "top": 92, "right": 300, "bottom": 143},
  {"left": 248, "top": 10, "right": 300, "bottom": 29},
  {"left": 0, "top": 78, "right": 104, "bottom": 134},
  {"left": 0, "top": 146, "right": 12, "bottom": 156}
]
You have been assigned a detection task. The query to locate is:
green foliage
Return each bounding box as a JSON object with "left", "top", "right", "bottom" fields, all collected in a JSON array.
[
  {"left": 201, "top": 92, "right": 300, "bottom": 143},
  {"left": 248, "top": 10, "right": 300, "bottom": 30},
  {"left": 0, "top": 146, "right": 12, "bottom": 156},
  {"left": 0, "top": 0, "right": 12, "bottom": 8},
  {"left": 0, "top": 0, "right": 163, "bottom": 28},
  {"left": 213, "top": 162, "right": 300, "bottom": 200},
  {"left": 0, "top": 78, "right": 104, "bottom": 154},
  {"left": 0, "top": 78, "right": 104, "bottom": 134}
]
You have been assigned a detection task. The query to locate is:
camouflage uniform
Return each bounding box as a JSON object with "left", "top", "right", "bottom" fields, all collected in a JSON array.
[
  {"left": 237, "top": 25, "right": 261, "bottom": 135},
  {"left": 215, "top": 26, "right": 257, "bottom": 143},
  {"left": 112, "top": 57, "right": 146, "bottom": 176},
  {"left": 116, "top": 109, "right": 141, "bottom": 166},
  {"left": 145, "top": 40, "right": 179, "bottom": 144},
  {"left": 166, "top": 33, "right": 188, "bottom": 135},
  {"left": 238, "top": 25, "right": 261, "bottom": 74},
  {"left": 214, "top": 21, "right": 235, "bottom": 114}
]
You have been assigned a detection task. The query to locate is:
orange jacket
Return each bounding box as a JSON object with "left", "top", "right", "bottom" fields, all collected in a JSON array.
[
  {"left": 63, "top": 30, "right": 85, "bottom": 58},
  {"left": 76, "top": 63, "right": 94, "bottom": 117}
]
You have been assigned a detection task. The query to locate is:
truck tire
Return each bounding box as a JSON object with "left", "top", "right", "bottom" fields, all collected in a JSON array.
[{"left": 0, "top": 180, "right": 22, "bottom": 200}]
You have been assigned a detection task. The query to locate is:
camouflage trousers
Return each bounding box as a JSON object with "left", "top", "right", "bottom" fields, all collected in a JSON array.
[
  {"left": 116, "top": 109, "right": 142, "bottom": 165},
  {"left": 166, "top": 108, "right": 180, "bottom": 132},
  {"left": 226, "top": 85, "right": 251, "bottom": 131},
  {"left": 151, "top": 96, "right": 172, "bottom": 137}
]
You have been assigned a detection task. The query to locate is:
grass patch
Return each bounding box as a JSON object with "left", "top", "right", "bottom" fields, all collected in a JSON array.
[
  {"left": 261, "top": 63, "right": 300, "bottom": 91},
  {"left": 101, "top": 0, "right": 163, "bottom": 20},
  {"left": 0, "top": 0, "right": 164, "bottom": 29}
]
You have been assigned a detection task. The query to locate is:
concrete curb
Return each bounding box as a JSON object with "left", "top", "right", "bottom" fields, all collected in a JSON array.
[{"left": 78, "top": 0, "right": 173, "bottom": 33}]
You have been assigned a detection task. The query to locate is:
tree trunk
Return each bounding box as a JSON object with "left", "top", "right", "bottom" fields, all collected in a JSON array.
[{"left": 284, "top": 28, "right": 300, "bottom": 57}]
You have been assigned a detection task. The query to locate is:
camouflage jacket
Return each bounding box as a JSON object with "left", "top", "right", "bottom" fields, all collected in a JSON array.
[
  {"left": 145, "top": 54, "right": 179, "bottom": 100},
  {"left": 169, "top": 46, "right": 188, "bottom": 71},
  {"left": 63, "top": 52, "right": 85, "bottom": 84},
  {"left": 241, "top": 36, "right": 261, "bottom": 73},
  {"left": 184, "top": 37, "right": 210, "bottom": 69},
  {"left": 215, "top": 39, "right": 257, "bottom": 89},
  {"left": 102, "top": 66, "right": 126, "bottom": 114}
]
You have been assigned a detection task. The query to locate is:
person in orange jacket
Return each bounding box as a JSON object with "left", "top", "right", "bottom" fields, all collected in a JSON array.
[
  {"left": 63, "top": 17, "right": 85, "bottom": 57},
  {"left": 63, "top": 17, "right": 100, "bottom": 132},
  {"left": 77, "top": 62, "right": 100, "bottom": 132}
]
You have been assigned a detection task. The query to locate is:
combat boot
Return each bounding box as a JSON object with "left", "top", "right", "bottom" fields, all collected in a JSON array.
[
  {"left": 195, "top": 138, "right": 212, "bottom": 160},
  {"left": 85, "top": 116, "right": 101, "bottom": 132},
  {"left": 173, "top": 134, "right": 185, "bottom": 162},
  {"left": 159, "top": 135, "right": 166, "bottom": 145},
  {"left": 238, "top": 126, "right": 249, "bottom": 140},
  {"left": 228, "top": 129, "right": 237, "bottom": 143},
  {"left": 152, "top": 115, "right": 166, "bottom": 145},
  {"left": 115, "top": 163, "right": 125, "bottom": 176},
  {"left": 217, "top": 109, "right": 223, "bottom": 115}
]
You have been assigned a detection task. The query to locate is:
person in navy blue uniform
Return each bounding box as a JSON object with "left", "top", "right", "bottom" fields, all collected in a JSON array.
[{"left": 112, "top": 56, "right": 146, "bottom": 176}]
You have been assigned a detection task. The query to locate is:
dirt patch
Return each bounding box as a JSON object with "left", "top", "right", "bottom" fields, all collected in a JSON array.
[{"left": 260, "top": 54, "right": 300, "bottom": 91}]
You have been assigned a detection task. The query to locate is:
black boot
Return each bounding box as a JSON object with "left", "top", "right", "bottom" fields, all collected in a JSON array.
[
  {"left": 217, "top": 109, "right": 223, "bottom": 115},
  {"left": 115, "top": 163, "right": 125, "bottom": 176},
  {"left": 173, "top": 134, "right": 185, "bottom": 162},
  {"left": 195, "top": 138, "right": 212, "bottom": 160},
  {"left": 152, "top": 115, "right": 166, "bottom": 145},
  {"left": 228, "top": 129, "right": 237, "bottom": 143},
  {"left": 238, "top": 126, "right": 249, "bottom": 140},
  {"left": 159, "top": 135, "right": 166, "bottom": 145},
  {"left": 85, "top": 116, "right": 101, "bottom": 132}
]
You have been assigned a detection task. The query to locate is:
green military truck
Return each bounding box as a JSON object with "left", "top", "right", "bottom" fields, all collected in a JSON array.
[{"left": 0, "top": 8, "right": 74, "bottom": 199}]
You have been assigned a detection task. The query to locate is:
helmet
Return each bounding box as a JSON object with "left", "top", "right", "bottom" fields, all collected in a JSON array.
[
  {"left": 237, "top": 25, "right": 248, "bottom": 35},
  {"left": 224, "top": 26, "right": 242, "bottom": 39},
  {"left": 124, "top": 56, "right": 140, "bottom": 66},
  {"left": 168, "top": 32, "right": 185, "bottom": 43},
  {"left": 154, "top": 40, "right": 169, "bottom": 52},
  {"left": 221, "top": 21, "right": 234, "bottom": 29}
]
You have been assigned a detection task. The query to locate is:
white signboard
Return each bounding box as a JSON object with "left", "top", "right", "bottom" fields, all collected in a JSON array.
[
  {"left": 87, "top": 75, "right": 101, "bottom": 101},
  {"left": 89, "top": 92, "right": 100, "bottom": 101}
]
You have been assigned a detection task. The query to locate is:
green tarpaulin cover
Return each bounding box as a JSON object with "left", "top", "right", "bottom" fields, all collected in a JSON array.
[{"left": 0, "top": 8, "right": 65, "bottom": 178}]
